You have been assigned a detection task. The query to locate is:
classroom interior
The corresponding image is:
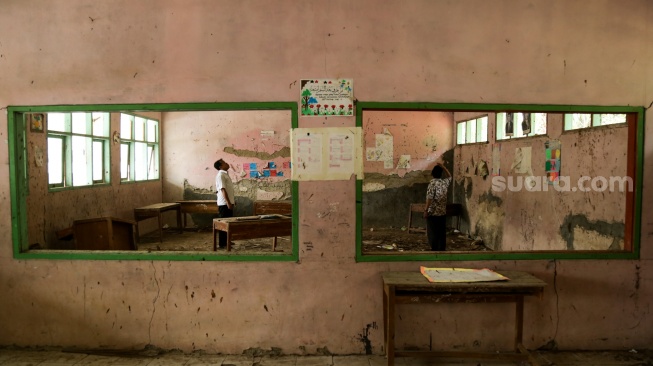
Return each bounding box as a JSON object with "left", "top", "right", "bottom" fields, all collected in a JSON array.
[{"left": 1, "top": 0, "right": 652, "bottom": 362}]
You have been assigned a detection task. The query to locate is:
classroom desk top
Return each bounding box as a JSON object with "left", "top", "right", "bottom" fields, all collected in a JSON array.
[{"left": 382, "top": 270, "right": 546, "bottom": 294}]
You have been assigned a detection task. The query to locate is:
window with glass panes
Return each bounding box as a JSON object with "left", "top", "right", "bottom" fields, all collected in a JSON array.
[
  {"left": 46, "top": 112, "right": 110, "bottom": 189},
  {"left": 456, "top": 116, "right": 488, "bottom": 145},
  {"left": 563, "top": 113, "right": 626, "bottom": 131},
  {"left": 496, "top": 112, "right": 547, "bottom": 140},
  {"left": 120, "top": 114, "right": 160, "bottom": 182}
]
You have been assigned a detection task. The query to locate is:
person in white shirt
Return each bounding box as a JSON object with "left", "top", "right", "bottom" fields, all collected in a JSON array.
[{"left": 214, "top": 159, "right": 235, "bottom": 249}]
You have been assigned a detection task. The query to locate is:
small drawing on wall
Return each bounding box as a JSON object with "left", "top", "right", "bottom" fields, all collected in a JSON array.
[{"left": 29, "top": 113, "right": 45, "bottom": 132}]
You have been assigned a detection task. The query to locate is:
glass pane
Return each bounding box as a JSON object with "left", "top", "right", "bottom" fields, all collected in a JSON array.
[
  {"left": 120, "top": 143, "right": 129, "bottom": 180},
  {"left": 72, "top": 112, "right": 88, "bottom": 134},
  {"left": 134, "top": 117, "right": 146, "bottom": 141},
  {"left": 92, "top": 112, "right": 108, "bottom": 137},
  {"left": 533, "top": 113, "right": 547, "bottom": 135},
  {"left": 466, "top": 119, "right": 476, "bottom": 143},
  {"left": 134, "top": 142, "right": 147, "bottom": 180},
  {"left": 598, "top": 113, "right": 626, "bottom": 126},
  {"left": 565, "top": 113, "right": 591, "bottom": 130},
  {"left": 496, "top": 113, "right": 506, "bottom": 140},
  {"left": 120, "top": 114, "right": 133, "bottom": 139},
  {"left": 457, "top": 122, "right": 466, "bottom": 144},
  {"left": 92, "top": 140, "right": 103, "bottom": 181},
  {"left": 147, "top": 119, "right": 158, "bottom": 142},
  {"left": 513, "top": 113, "right": 524, "bottom": 138},
  {"left": 147, "top": 145, "right": 159, "bottom": 179},
  {"left": 72, "top": 136, "right": 91, "bottom": 186},
  {"left": 477, "top": 117, "right": 488, "bottom": 142},
  {"left": 47, "top": 137, "right": 63, "bottom": 184},
  {"left": 47, "top": 113, "right": 67, "bottom": 132}
]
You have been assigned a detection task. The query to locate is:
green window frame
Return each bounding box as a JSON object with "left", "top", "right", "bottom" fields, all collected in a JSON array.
[
  {"left": 8, "top": 102, "right": 299, "bottom": 262},
  {"left": 355, "top": 102, "right": 643, "bottom": 262}
]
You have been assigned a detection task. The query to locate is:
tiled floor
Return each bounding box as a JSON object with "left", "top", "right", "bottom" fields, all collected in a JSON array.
[{"left": 0, "top": 348, "right": 652, "bottom": 366}]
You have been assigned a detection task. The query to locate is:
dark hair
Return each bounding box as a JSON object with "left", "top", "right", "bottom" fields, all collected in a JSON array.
[
  {"left": 431, "top": 165, "right": 444, "bottom": 179},
  {"left": 214, "top": 159, "right": 224, "bottom": 170}
]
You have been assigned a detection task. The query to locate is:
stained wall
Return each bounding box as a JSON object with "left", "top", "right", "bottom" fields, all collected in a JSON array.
[{"left": 1, "top": 0, "right": 652, "bottom": 355}]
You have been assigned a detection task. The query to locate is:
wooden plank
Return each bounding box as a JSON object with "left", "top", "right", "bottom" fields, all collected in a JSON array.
[{"left": 253, "top": 200, "right": 292, "bottom": 215}]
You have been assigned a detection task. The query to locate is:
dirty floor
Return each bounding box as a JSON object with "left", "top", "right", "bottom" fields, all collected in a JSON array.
[
  {"left": 136, "top": 226, "right": 484, "bottom": 254},
  {"left": 1, "top": 348, "right": 652, "bottom": 365}
]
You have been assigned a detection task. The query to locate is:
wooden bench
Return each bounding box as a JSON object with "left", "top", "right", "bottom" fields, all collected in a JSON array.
[
  {"left": 133, "top": 203, "right": 182, "bottom": 243},
  {"left": 176, "top": 200, "right": 218, "bottom": 228},
  {"left": 213, "top": 215, "right": 292, "bottom": 251},
  {"left": 253, "top": 200, "right": 292, "bottom": 215},
  {"left": 71, "top": 217, "right": 137, "bottom": 250}
]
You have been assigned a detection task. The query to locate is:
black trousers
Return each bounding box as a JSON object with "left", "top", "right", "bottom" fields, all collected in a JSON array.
[
  {"left": 217, "top": 205, "right": 233, "bottom": 248},
  {"left": 426, "top": 215, "right": 447, "bottom": 251}
]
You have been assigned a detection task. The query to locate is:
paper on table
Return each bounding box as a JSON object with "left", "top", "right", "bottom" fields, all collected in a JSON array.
[{"left": 420, "top": 266, "right": 509, "bottom": 283}]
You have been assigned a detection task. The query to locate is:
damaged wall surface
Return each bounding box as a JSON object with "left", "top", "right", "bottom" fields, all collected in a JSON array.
[
  {"left": 362, "top": 110, "right": 453, "bottom": 228},
  {"left": 1, "top": 0, "right": 653, "bottom": 356},
  {"left": 455, "top": 112, "right": 629, "bottom": 251}
]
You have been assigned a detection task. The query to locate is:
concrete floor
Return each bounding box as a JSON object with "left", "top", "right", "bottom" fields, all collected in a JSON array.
[{"left": 0, "top": 348, "right": 652, "bottom": 366}]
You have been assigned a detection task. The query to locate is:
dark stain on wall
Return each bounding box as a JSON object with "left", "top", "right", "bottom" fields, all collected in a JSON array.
[
  {"left": 559, "top": 214, "right": 624, "bottom": 250},
  {"left": 473, "top": 191, "right": 504, "bottom": 250}
]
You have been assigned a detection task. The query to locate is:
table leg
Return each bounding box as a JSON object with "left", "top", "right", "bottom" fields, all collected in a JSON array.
[
  {"left": 273, "top": 236, "right": 278, "bottom": 251},
  {"left": 515, "top": 295, "right": 524, "bottom": 351},
  {"left": 387, "top": 284, "right": 395, "bottom": 366},
  {"left": 227, "top": 230, "right": 232, "bottom": 252},
  {"left": 212, "top": 223, "right": 217, "bottom": 251},
  {"left": 157, "top": 213, "right": 163, "bottom": 243},
  {"left": 176, "top": 207, "right": 182, "bottom": 233}
]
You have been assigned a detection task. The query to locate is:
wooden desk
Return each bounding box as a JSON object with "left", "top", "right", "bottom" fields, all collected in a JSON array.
[
  {"left": 212, "top": 215, "right": 292, "bottom": 251},
  {"left": 133, "top": 203, "right": 182, "bottom": 243},
  {"left": 72, "top": 217, "right": 137, "bottom": 250},
  {"left": 176, "top": 200, "right": 218, "bottom": 228},
  {"left": 382, "top": 271, "right": 546, "bottom": 366}
]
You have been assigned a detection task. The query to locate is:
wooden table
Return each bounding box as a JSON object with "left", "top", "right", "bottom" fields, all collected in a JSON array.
[
  {"left": 133, "top": 203, "right": 182, "bottom": 243},
  {"left": 176, "top": 200, "right": 218, "bottom": 228},
  {"left": 212, "top": 215, "right": 292, "bottom": 251},
  {"left": 382, "top": 271, "right": 546, "bottom": 366}
]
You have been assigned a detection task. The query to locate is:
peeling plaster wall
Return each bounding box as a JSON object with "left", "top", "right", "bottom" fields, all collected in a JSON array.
[
  {"left": 456, "top": 113, "right": 629, "bottom": 251},
  {"left": 161, "top": 110, "right": 292, "bottom": 223},
  {"left": 1, "top": 0, "right": 653, "bottom": 355},
  {"left": 362, "top": 111, "right": 453, "bottom": 228}
]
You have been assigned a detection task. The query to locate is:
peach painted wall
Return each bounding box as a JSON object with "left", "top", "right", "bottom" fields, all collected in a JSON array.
[{"left": 1, "top": 0, "right": 652, "bottom": 355}]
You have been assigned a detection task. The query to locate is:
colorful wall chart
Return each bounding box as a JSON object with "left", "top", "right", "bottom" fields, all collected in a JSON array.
[
  {"left": 545, "top": 140, "right": 561, "bottom": 184},
  {"left": 300, "top": 79, "right": 354, "bottom": 117}
]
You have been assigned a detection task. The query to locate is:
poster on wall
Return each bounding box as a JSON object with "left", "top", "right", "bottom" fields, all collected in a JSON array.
[
  {"left": 291, "top": 127, "right": 363, "bottom": 181},
  {"left": 510, "top": 146, "right": 532, "bottom": 175},
  {"left": 545, "top": 140, "right": 561, "bottom": 184},
  {"left": 300, "top": 79, "right": 354, "bottom": 117},
  {"left": 505, "top": 112, "right": 514, "bottom": 136}
]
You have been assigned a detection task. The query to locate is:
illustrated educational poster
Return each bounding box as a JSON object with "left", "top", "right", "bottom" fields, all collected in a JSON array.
[
  {"left": 300, "top": 79, "right": 354, "bottom": 117},
  {"left": 545, "top": 140, "right": 561, "bottom": 184},
  {"left": 291, "top": 127, "right": 363, "bottom": 181}
]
